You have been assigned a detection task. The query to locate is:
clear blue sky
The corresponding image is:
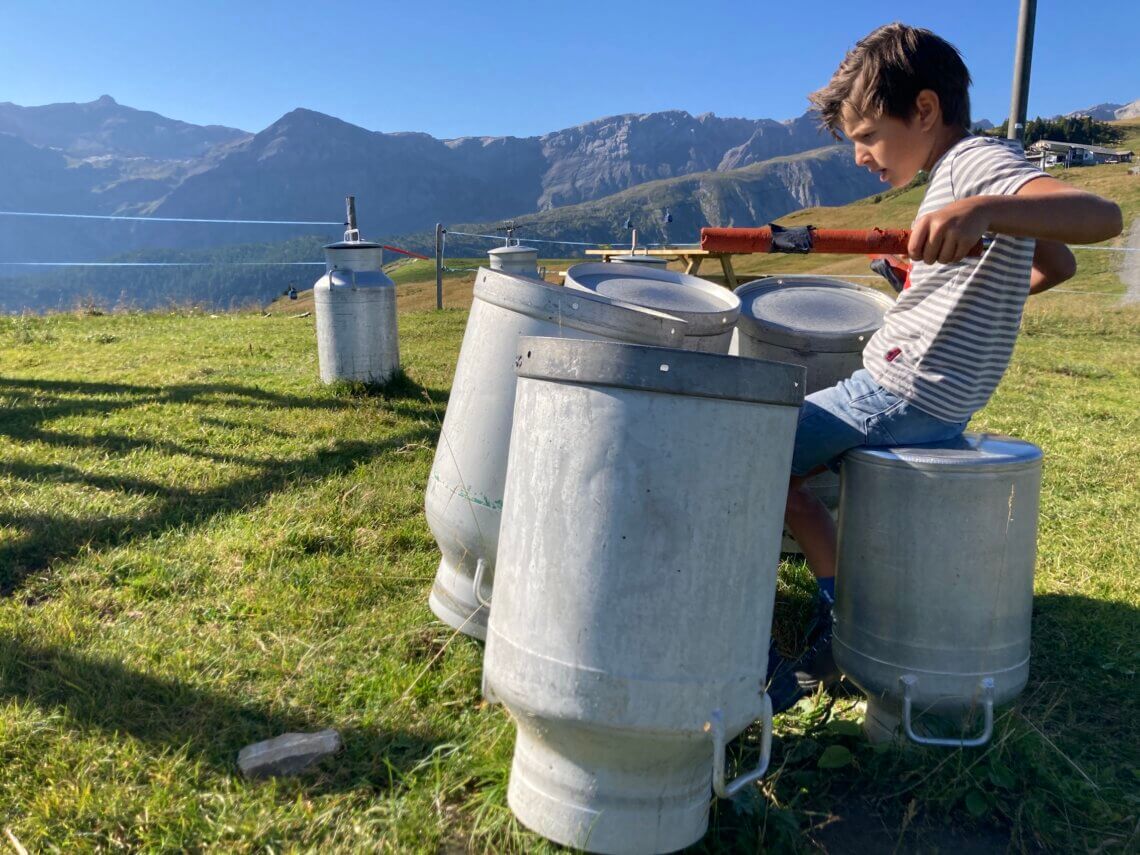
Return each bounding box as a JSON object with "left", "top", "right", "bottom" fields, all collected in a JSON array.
[{"left": 3, "top": 0, "right": 1137, "bottom": 138}]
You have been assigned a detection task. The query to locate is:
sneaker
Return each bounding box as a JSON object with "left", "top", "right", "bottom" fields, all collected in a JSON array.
[
  {"left": 766, "top": 640, "right": 806, "bottom": 714},
  {"left": 793, "top": 594, "right": 841, "bottom": 692}
]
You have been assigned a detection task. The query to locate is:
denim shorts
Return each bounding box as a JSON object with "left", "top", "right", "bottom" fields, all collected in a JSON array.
[{"left": 790, "top": 369, "right": 968, "bottom": 477}]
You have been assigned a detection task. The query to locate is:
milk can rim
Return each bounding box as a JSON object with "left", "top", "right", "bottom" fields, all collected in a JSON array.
[
  {"left": 734, "top": 276, "right": 895, "bottom": 353},
  {"left": 564, "top": 262, "right": 741, "bottom": 336},
  {"left": 515, "top": 335, "right": 805, "bottom": 408},
  {"left": 846, "top": 433, "right": 1044, "bottom": 469},
  {"left": 474, "top": 268, "right": 687, "bottom": 346}
]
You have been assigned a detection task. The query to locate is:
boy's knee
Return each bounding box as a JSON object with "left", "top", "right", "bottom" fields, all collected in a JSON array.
[{"left": 785, "top": 479, "right": 819, "bottom": 521}]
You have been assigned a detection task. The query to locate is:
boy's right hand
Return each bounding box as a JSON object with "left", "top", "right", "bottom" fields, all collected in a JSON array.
[{"left": 907, "top": 197, "right": 991, "bottom": 265}]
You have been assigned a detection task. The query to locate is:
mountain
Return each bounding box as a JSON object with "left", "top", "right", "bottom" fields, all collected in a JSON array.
[
  {"left": 411, "top": 144, "right": 884, "bottom": 255},
  {"left": 151, "top": 108, "right": 836, "bottom": 237},
  {"left": 0, "top": 95, "right": 250, "bottom": 159},
  {"left": 1064, "top": 100, "right": 1140, "bottom": 121},
  {"left": 1116, "top": 99, "right": 1140, "bottom": 120}
]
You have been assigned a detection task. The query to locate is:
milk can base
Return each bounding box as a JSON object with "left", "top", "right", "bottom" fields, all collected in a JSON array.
[
  {"left": 863, "top": 698, "right": 903, "bottom": 744},
  {"left": 427, "top": 565, "right": 487, "bottom": 641},
  {"left": 507, "top": 764, "right": 709, "bottom": 855}
]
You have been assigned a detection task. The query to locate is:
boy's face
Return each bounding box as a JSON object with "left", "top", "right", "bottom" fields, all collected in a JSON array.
[{"left": 841, "top": 108, "right": 932, "bottom": 188}]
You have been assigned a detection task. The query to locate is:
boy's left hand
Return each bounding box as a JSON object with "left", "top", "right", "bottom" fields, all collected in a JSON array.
[{"left": 908, "top": 197, "right": 990, "bottom": 265}]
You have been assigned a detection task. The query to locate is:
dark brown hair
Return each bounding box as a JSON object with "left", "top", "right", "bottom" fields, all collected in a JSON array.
[{"left": 809, "top": 23, "right": 972, "bottom": 138}]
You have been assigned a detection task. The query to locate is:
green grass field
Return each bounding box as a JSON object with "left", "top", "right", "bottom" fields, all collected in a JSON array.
[{"left": 1, "top": 128, "right": 1137, "bottom": 852}]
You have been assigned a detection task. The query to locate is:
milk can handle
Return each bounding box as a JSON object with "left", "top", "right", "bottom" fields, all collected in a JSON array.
[
  {"left": 472, "top": 558, "right": 492, "bottom": 609},
  {"left": 707, "top": 693, "right": 773, "bottom": 799},
  {"left": 900, "top": 675, "right": 995, "bottom": 748}
]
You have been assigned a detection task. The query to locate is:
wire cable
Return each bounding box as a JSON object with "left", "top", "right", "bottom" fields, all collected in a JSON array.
[{"left": 0, "top": 210, "right": 343, "bottom": 226}]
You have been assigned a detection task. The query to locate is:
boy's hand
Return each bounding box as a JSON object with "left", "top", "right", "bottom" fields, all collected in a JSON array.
[{"left": 908, "top": 197, "right": 991, "bottom": 265}]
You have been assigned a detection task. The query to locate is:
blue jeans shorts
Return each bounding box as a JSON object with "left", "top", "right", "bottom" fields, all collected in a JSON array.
[{"left": 790, "top": 369, "right": 968, "bottom": 477}]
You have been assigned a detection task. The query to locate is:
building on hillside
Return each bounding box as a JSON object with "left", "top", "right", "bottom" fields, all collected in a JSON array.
[{"left": 1027, "top": 140, "right": 1134, "bottom": 167}]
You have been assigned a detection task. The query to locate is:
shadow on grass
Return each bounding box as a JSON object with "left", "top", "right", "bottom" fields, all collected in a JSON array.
[
  {"left": 0, "top": 635, "right": 442, "bottom": 791},
  {"left": 0, "top": 375, "right": 447, "bottom": 594}
]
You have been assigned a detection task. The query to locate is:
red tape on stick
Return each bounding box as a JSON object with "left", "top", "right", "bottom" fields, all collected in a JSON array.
[{"left": 700, "top": 226, "right": 983, "bottom": 256}]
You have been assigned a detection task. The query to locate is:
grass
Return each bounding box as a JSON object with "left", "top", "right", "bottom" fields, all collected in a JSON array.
[{"left": 1, "top": 131, "right": 1138, "bottom": 851}]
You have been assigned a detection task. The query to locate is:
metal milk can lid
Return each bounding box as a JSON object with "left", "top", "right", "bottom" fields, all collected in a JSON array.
[
  {"left": 847, "top": 433, "right": 1043, "bottom": 472},
  {"left": 515, "top": 335, "right": 805, "bottom": 408},
  {"left": 564, "top": 262, "right": 740, "bottom": 337},
  {"left": 734, "top": 276, "right": 895, "bottom": 353},
  {"left": 488, "top": 245, "right": 538, "bottom": 257}
]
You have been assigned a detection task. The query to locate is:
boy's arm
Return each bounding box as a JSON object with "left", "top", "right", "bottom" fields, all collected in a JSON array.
[
  {"left": 907, "top": 176, "right": 1123, "bottom": 264},
  {"left": 1029, "top": 239, "right": 1076, "bottom": 295}
]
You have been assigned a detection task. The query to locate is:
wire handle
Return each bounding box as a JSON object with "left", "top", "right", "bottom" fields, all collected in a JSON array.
[
  {"left": 472, "top": 557, "right": 492, "bottom": 609},
  {"left": 900, "top": 675, "right": 995, "bottom": 748},
  {"left": 707, "top": 693, "right": 773, "bottom": 798}
]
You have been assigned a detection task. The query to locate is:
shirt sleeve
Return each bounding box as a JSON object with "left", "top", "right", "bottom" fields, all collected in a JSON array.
[{"left": 951, "top": 139, "right": 1044, "bottom": 200}]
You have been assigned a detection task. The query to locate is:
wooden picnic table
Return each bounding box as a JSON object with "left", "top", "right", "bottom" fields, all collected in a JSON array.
[{"left": 582, "top": 248, "right": 741, "bottom": 289}]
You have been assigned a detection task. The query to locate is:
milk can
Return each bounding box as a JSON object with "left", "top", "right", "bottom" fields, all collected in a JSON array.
[
  {"left": 484, "top": 336, "right": 805, "bottom": 854},
  {"left": 734, "top": 276, "right": 894, "bottom": 551},
  {"left": 425, "top": 269, "right": 686, "bottom": 640},
  {"left": 832, "top": 434, "right": 1042, "bottom": 746},
  {"left": 313, "top": 197, "right": 399, "bottom": 384},
  {"left": 564, "top": 262, "right": 740, "bottom": 353},
  {"left": 488, "top": 244, "right": 540, "bottom": 277}
]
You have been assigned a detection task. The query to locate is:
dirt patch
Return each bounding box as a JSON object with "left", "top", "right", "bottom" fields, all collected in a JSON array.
[{"left": 809, "top": 796, "right": 1014, "bottom": 854}]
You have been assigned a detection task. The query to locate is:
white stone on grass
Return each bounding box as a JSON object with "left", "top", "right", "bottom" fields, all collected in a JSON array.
[{"left": 238, "top": 729, "right": 342, "bottom": 778}]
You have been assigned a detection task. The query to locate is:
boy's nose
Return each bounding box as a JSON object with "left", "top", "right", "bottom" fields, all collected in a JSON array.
[{"left": 854, "top": 144, "right": 872, "bottom": 166}]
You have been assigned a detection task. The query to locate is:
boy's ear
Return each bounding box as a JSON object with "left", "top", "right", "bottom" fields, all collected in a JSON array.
[{"left": 913, "top": 89, "right": 942, "bottom": 130}]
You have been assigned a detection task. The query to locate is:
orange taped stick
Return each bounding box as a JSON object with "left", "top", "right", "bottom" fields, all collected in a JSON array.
[{"left": 700, "top": 226, "right": 983, "bottom": 256}]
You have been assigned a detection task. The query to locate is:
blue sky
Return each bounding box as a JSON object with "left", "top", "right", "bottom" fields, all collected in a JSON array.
[{"left": 3, "top": 1, "right": 1137, "bottom": 138}]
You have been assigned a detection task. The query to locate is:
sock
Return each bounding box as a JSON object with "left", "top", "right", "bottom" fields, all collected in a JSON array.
[{"left": 816, "top": 576, "right": 836, "bottom": 604}]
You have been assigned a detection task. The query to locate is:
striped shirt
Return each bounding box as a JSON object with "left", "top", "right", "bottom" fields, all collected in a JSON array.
[{"left": 863, "top": 136, "right": 1043, "bottom": 422}]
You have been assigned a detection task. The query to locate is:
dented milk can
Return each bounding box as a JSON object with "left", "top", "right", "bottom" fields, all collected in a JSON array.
[
  {"left": 734, "top": 276, "right": 894, "bottom": 551},
  {"left": 832, "top": 434, "right": 1043, "bottom": 746},
  {"left": 424, "top": 269, "right": 685, "bottom": 640},
  {"left": 564, "top": 262, "right": 740, "bottom": 353},
  {"left": 313, "top": 199, "right": 399, "bottom": 385},
  {"left": 484, "top": 336, "right": 805, "bottom": 854}
]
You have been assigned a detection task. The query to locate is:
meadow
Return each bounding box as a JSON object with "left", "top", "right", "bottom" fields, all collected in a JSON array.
[{"left": 0, "top": 129, "right": 1136, "bottom": 852}]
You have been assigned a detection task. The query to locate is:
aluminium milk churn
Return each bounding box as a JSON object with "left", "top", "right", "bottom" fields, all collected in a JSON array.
[
  {"left": 424, "top": 268, "right": 685, "bottom": 640},
  {"left": 313, "top": 199, "right": 399, "bottom": 384},
  {"left": 564, "top": 262, "right": 740, "bottom": 353},
  {"left": 733, "top": 276, "right": 894, "bottom": 551},
  {"left": 832, "top": 433, "right": 1042, "bottom": 746},
  {"left": 483, "top": 336, "right": 804, "bottom": 854}
]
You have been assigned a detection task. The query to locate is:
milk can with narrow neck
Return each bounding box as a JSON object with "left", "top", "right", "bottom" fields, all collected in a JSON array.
[
  {"left": 832, "top": 434, "right": 1042, "bottom": 746},
  {"left": 484, "top": 336, "right": 804, "bottom": 854},
  {"left": 424, "top": 269, "right": 686, "bottom": 640},
  {"left": 313, "top": 198, "right": 399, "bottom": 384}
]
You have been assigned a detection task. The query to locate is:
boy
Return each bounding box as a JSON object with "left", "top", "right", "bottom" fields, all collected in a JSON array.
[{"left": 767, "top": 23, "right": 1123, "bottom": 712}]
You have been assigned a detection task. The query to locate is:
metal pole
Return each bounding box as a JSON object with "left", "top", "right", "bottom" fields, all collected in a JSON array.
[
  {"left": 1006, "top": 0, "right": 1037, "bottom": 143},
  {"left": 435, "top": 223, "right": 444, "bottom": 310}
]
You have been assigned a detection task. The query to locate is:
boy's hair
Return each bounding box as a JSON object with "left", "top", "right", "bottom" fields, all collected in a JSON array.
[{"left": 809, "top": 23, "right": 972, "bottom": 138}]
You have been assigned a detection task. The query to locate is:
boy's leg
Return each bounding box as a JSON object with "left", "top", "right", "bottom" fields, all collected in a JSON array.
[{"left": 785, "top": 469, "right": 837, "bottom": 588}]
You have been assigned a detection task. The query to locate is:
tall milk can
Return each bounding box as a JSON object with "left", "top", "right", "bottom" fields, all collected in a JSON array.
[
  {"left": 425, "top": 269, "right": 686, "bottom": 640},
  {"left": 564, "top": 262, "right": 740, "bottom": 353},
  {"left": 484, "top": 336, "right": 805, "bottom": 854},
  {"left": 313, "top": 207, "right": 399, "bottom": 384},
  {"left": 832, "top": 434, "right": 1042, "bottom": 747},
  {"left": 734, "top": 276, "right": 894, "bottom": 551}
]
